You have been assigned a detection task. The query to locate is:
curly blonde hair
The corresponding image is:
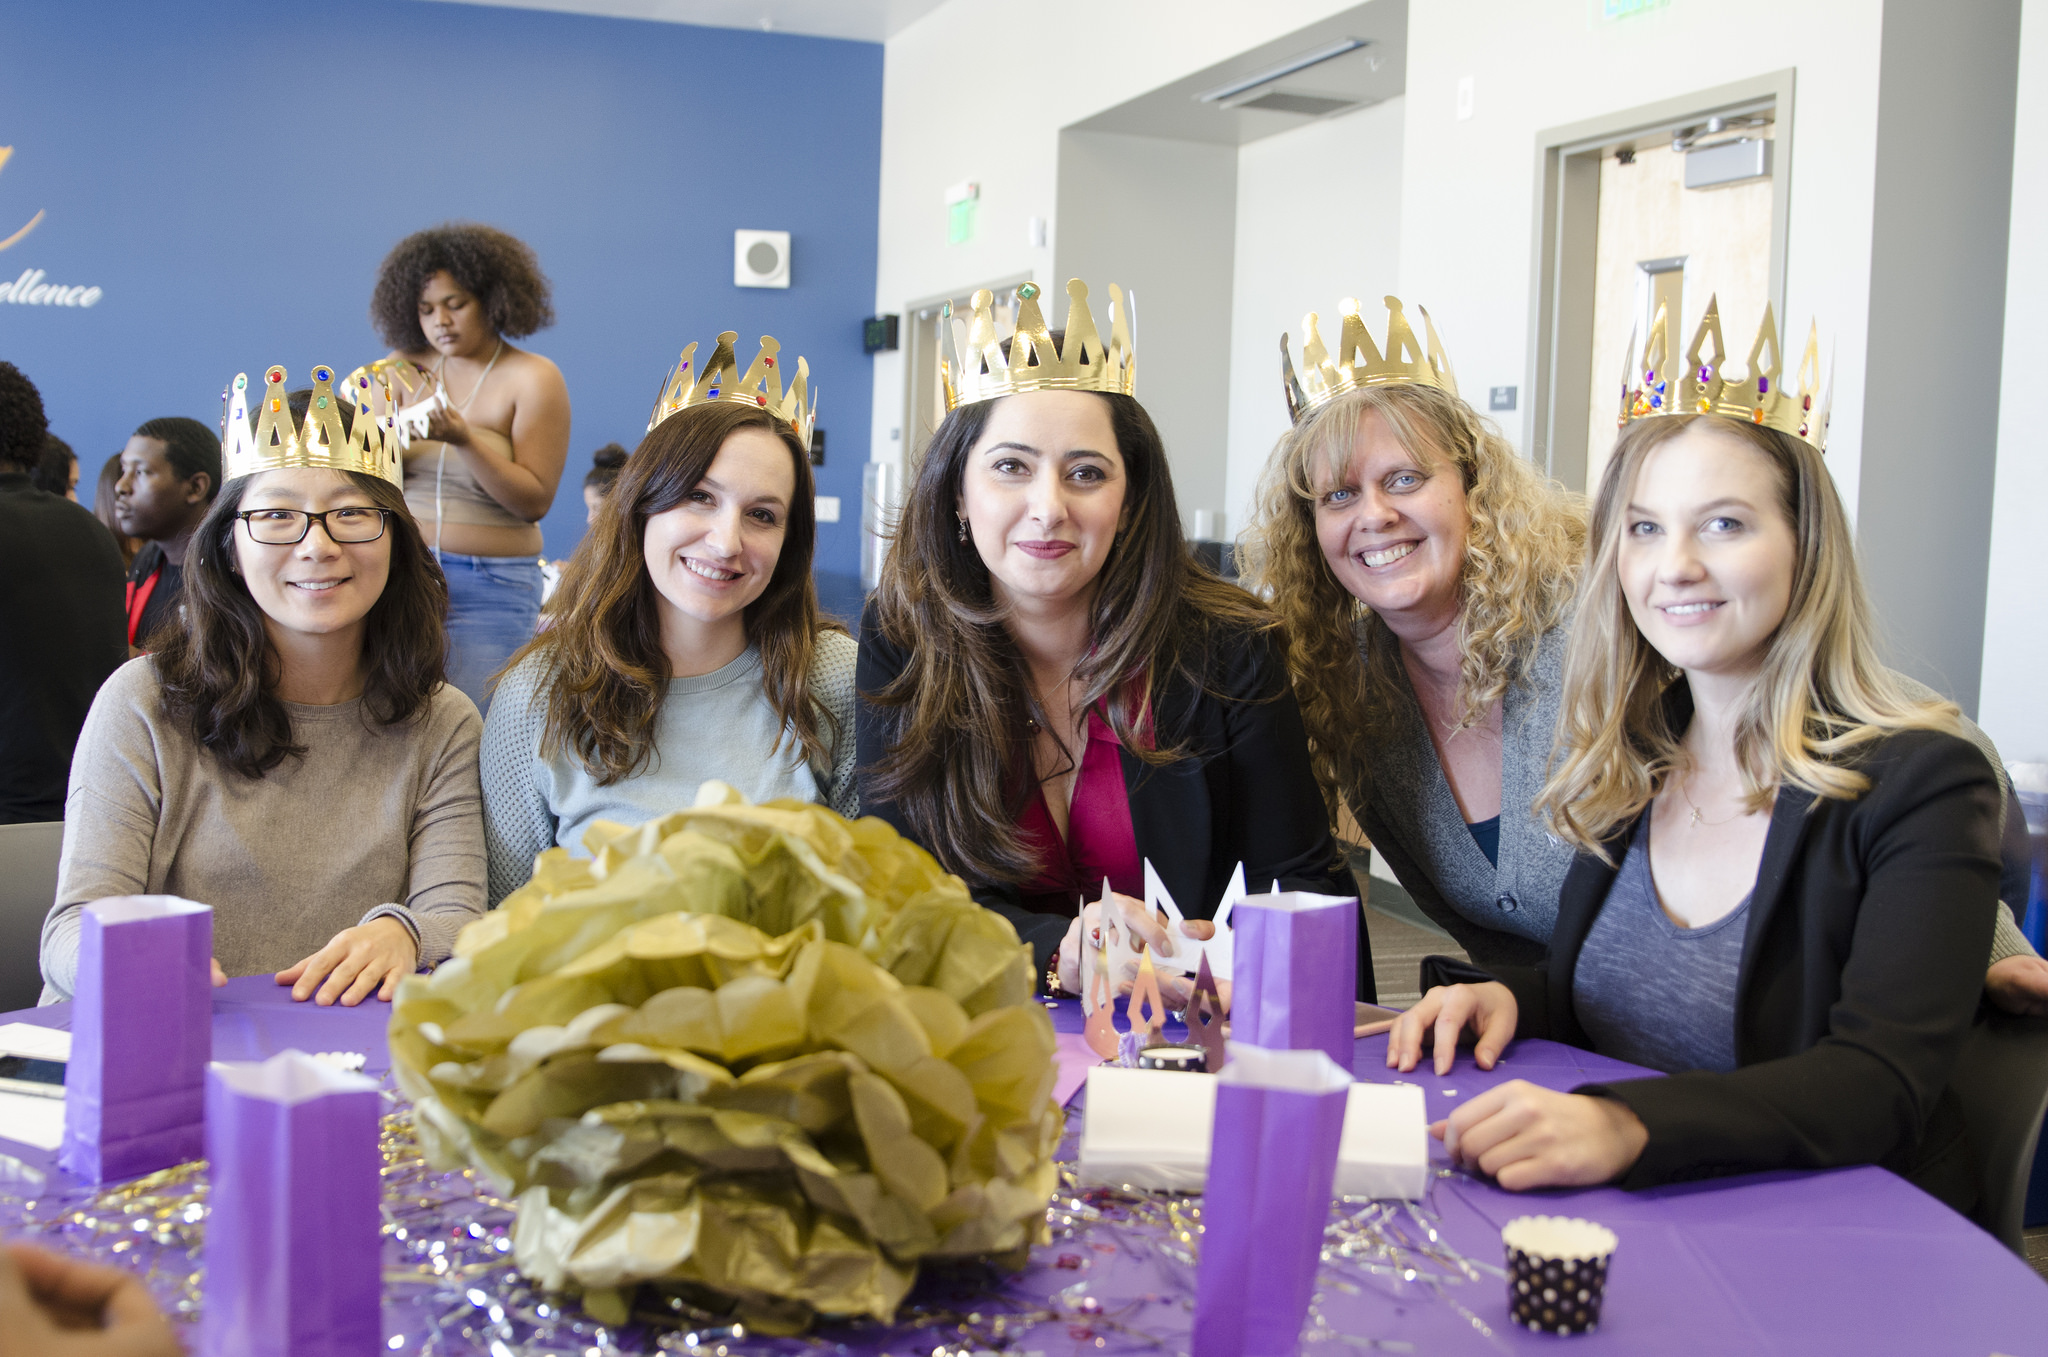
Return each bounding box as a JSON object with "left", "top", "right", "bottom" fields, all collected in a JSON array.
[
  {"left": 1239, "top": 384, "right": 1586, "bottom": 813},
  {"left": 1533, "top": 414, "right": 1964, "bottom": 859}
]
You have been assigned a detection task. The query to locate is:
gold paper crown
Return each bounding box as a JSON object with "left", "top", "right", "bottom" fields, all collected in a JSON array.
[
  {"left": 219, "top": 360, "right": 440, "bottom": 487},
  {"left": 1281, "top": 295, "right": 1458, "bottom": 423},
  {"left": 648, "top": 332, "right": 815, "bottom": 444},
  {"left": 939, "top": 279, "right": 1135, "bottom": 410},
  {"left": 1621, "top": 295, "right": 1831, "bottom": 451}
]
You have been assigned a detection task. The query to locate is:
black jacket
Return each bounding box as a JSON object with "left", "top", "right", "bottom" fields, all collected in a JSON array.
[
  {"left": 1437, "top": 722, "right": 2000, "bottom": 1210},
  {"left": 855, "top": 601, "right": 1368, "bottom": 998},
  {"left": 0, "top": 473, "right": 127, "bottom": 823}
]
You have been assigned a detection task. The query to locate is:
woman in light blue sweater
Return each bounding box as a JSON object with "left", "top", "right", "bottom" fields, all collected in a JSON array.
[{"left": 480, "top": 336, "right": 854, "bottom": 906}]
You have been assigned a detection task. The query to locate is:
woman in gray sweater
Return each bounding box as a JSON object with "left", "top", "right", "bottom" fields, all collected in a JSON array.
[
  {"left": 42, "top": 363, "right": 485, "bottom": 1006},
  {"left": 1239, "top": 296, "right": 2048, "bottom": 1008},
  {"left": 480, "top": 336, "right": 855, "bottom": 908}
]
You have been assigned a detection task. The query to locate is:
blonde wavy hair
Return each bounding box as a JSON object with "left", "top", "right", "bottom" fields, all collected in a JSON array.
[
  {"left": 1533, "top": 414, "right": 1964, "bottom": 858},
  {"left": 1239, "top": 383, "right": 1585, "bottom": 813}
]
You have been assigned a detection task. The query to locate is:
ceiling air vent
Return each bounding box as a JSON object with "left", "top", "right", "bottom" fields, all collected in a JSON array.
[{"left": 1236, "top": 91, "right": 1360, "bottom": 117}]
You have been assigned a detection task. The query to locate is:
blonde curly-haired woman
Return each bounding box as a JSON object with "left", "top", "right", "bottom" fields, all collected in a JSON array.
[
  {"left": 1241, "top": 379, "right": 1586, "bottom": 969},
  {"left": 1239, "top": 333, "right": 2045, "bottom": 1004}
]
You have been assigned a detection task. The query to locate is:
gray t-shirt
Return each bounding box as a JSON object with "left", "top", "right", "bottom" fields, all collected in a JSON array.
[
  {"left": 1572, "top": 816, "right": 1747, "bottom": 1075},
  {"left": 42, "top": 658, "right": 486, "bottom": 1001},
  {"left": 481, "top": 632, "right": 858, "bottom": 908}
]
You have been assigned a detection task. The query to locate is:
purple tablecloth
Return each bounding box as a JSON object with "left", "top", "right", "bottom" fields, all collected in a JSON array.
[
  {"left": 1043, "top": 999, "right": 2048, "bottom": 1355},
  {"left": 1, "top": 981, "right": 2044, "bottom": 1354}
]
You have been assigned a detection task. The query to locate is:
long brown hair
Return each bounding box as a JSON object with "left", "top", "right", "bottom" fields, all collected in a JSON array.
[
  {"left": 1239, "top": 383, "right": 1585, "bottom": 815},
  {"left": 510, "top": 401, "right": 837, "bottom": 786},
  {"left": 155, "top": 472, "right": 449, "bottom": 778},
  {"left": 864, "top": 390, "right": 1271, "bottom": 886},
  {"left": 1533, "top": 414, "right": 1964, "bottom": 858}
]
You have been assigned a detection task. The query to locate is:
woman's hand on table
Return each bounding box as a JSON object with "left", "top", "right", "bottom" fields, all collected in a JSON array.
[
  {"left": 1987, "top": 953, "right": 2048, "bottom": 1017},
  {"left": 0, "top": 1242, "right": 180, "bottom": 1355},
  {"left": 1387, "top": 982, "right": 1518, "bottom": 1075},
  {"left": 209, "top": 958, "right": 226, "bottom": 988},
  {"left": 1434, "top": 1082, "right": 1649, "bottom": 1190},
  {"left": 275, "top": 916, "right": 417, "bottom": 1006}
]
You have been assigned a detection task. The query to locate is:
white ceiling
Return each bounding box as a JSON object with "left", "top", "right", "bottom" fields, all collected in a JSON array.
[
  {"left": 418, "top": 0, "right": 948, "bottom": 42},
  {"left": 1070, "top": 1, "right": 1406, "bottom": 146}
]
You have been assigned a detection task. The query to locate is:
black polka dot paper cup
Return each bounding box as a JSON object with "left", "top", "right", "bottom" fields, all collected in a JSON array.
[{"left": 1502, "top": 1215, "right": 1617, "bottom": 1335}]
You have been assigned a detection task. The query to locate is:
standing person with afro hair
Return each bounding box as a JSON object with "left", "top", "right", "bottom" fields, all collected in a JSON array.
[{"left": 372, "top": 221, "right": 571, "bottom": 710}]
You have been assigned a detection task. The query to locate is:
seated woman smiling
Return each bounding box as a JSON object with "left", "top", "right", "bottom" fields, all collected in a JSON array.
[
  {"left": 40, "top": 363, "right": 484, "bottom": 1007},
  {"left": 1389, "top": 360, "right": 2002, "bottom": 1211},
  {"left": 482, "top": 334, "right": 854, "bottom": 906},
  {"left": 857, "top": 281, "right": 1358, "bottom": 999}
]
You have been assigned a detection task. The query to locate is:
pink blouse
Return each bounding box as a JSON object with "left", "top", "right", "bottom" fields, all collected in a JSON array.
[{"left": 1014, "top": 708, "right": 1143, "bottom": 917}]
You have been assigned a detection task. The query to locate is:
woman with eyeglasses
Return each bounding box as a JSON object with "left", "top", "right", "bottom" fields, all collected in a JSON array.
[{"left": 40, "top": 365, "right": 484, "bottom": 1007}]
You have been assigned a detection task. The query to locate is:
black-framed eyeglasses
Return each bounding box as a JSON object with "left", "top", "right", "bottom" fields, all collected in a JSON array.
[{"left": 235, "top": 507, "right": 391, "bottom": 545}]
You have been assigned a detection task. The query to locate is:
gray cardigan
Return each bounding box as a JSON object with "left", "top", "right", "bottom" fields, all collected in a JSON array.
[
  {"left": 1349, "top": 617, "right": 1571, "bottom": 968},
  {"left": 1349, "top": 617, "right": 2035, "bottom": 971}
]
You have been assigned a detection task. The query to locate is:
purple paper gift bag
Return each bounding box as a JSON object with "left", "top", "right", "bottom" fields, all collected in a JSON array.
[
  {"left": 1192, "top": 1046, "right": 1352, "bottom": 1357},
  {"left": 202, "top": 1051, "right": 383, "bottom": 1357},
  {"left": 1229, "top": 891, "right": 1358, "bottom": 1070},
  {"left": 60, "top": 896, "right": 213, "bottom": 1183}
]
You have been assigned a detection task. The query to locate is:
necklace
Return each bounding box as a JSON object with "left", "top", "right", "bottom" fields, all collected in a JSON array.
[
  {"left": 1678, "top": 775, "right": 1743, "bottom": 829},
  {"left": 437, "top": 338, "right": 504, "bottom": 412},
  {"left": 429, "top": 337, "right": 507, "bottom": 562}
]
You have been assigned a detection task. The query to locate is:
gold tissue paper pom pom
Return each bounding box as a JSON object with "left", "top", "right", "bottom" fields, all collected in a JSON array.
[{"left": 388, "top": 782, "right": 1058, "bottom": 1332}]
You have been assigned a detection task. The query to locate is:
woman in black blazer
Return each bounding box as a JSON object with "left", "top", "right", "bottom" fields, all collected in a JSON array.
[
  {"left": 856, "top": 280, "right": 1359, "bottom": 999},
  {"left": 1388, "top": 401, "right": 2000, "bottom": 1211}
]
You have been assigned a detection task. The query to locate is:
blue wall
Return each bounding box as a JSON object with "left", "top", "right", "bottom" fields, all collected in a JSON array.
[{"left": 0, "top": 0, "right": 882, "bottom": 573}]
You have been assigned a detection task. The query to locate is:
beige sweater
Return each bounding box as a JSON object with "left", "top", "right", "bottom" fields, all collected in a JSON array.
[{"left": 40, "top": 657, "right": 485, "bottom": 1001}]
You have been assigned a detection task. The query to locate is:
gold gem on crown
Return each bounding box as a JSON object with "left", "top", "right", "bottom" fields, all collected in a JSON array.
[
  {"left": 220, "top": 360, "right": 441, "bottom": 488},
  {"left": 648, "top": 332, "right": 815, "bottom": 444},
  {"left": 1620, "top": 294, "right": 1831, "bottom": 451},
  {"left": 939, "top": 279, "right": 1136, "bottom": 411},
  {"left": 1281, "top": 294, "right": 1458, "bottom": 424}
]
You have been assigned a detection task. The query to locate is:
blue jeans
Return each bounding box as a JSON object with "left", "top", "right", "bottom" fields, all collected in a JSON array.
[{"left": 439, "top": 552, "right": 541, "bottom": 713}]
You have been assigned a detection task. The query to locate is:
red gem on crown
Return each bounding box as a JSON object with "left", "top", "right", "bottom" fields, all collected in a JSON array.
[{"left": 267, "top": 367, "right": 285, "bottom": 384}]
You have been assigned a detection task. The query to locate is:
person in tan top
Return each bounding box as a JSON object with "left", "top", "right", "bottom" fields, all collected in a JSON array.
[
  {"left": 372, "top": 222, "right": 572, "bottom": 710},
  {"left": 41, "top": 371, "right": 485, "bottom": 1007}
]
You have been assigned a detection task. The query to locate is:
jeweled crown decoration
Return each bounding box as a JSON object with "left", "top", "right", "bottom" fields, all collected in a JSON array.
[
  {"left": 220, "top": 360, "right": 440, "bottom": 488},
  {"left": 1620, "top": 295, "right": 1830, "bottom": 451},
  {"left": 1281, "top": 295, "right": 1458, "bottom": 423},
  {"left": 648, "top": 332, "right": 815, "bottom": 444},
  {"left": 939, "top": 279, "right": 1136, "bottom": 411}
]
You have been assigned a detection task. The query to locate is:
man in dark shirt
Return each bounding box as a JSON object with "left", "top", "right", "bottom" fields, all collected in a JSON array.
[
  {"left": 0, "top": 362, "right": 126, "bottom": 823},
  {"left": 112, "top": 416, "right": 218, "bottom": 649}
]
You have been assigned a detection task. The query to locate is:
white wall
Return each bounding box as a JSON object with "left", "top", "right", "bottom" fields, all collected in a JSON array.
[
  {"left": 1224, "top": 96, "right": 1406, "bottom": 540},
  {"left": 1979, "top": 0, "right": 2048, "bottom": 759},
  {"left": 1396, "top": 0, "right": 1885, "bottom": 514},
  {"left": 867, "top": 0, "right": 1370, "bottom": 474},
  {"left": 1055, "top": 130, "right": 1239, "bottom": 529}
]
